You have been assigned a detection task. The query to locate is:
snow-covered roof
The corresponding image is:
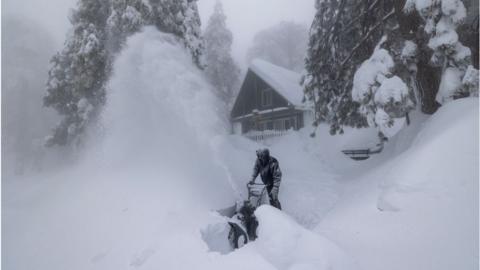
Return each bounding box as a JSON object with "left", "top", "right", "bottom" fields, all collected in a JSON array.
[{"left": 250, "top": 59, "right": 304, "bottom": 105}]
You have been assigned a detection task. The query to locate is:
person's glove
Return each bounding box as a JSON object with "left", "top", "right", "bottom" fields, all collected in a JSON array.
[{"left": 270, "top": 186, "right": 279, "bottom": 200}]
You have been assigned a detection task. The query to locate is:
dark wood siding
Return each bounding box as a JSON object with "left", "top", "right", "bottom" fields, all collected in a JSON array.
[{"left": 231, "top": 70, "right": 290, "bottom": 119}]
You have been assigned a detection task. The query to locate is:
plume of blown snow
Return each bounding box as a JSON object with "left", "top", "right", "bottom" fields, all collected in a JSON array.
[{"left": 91, "top": 26, "right": 226, "bottom": 168}]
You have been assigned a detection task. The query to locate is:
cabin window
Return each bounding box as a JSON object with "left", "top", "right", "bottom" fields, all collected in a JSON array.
[{"left": 261, "top": 89, "right": 272, "bottom": 107}]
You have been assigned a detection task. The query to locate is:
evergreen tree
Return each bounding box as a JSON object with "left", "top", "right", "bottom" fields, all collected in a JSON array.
[
  {"left": 303, "top": 0, "right": 478, "bottom": 139},
  {"left": 404, "top": 0, "right": 476, "bottom": 104},
  {"left": 44, "top": 0, "right": 207, "bottom": 147},
  {"left": 352, "top": 0, "right": 478, "bottom": 139},
  {"left": 149, "top": 0, "right": 205, "bottom": 67},
  {"left": 44, "top": 0, "right": 110, "bottom": 146},
  {"left": 204, "top": 1, "right": 240, "bottom": 107},
  {"left": 106, "top": 0, "right": 151, "bottom": 52},
  {"left": 303, "top": 0, "right": 394, "bottom": 135}
]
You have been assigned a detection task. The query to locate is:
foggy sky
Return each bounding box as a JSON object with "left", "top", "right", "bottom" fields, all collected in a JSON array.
[
  {"left": 197, "top": 0, "right": 315, "bottom": 68},
  {"left": 2, "top": 0, "right": 77, "bottom": 48},
  {"left": 2, "top": 0, "right": 315, "bottom": 69}
]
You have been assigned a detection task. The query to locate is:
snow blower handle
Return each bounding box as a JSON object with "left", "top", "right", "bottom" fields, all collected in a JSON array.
[
  {"left": 246, "top": 182, "right": 264, "bottom": 188},
  {"left": 246, "top": 182, "right": 267, "bottom": 203}
]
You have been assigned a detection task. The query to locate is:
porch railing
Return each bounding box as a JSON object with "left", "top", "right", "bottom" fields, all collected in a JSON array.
[{"left": 244, "top": 129, "right": 291, "bottom": 141}]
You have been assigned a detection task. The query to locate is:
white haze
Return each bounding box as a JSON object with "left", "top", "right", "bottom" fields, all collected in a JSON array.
[
  {"left": 198, "top": 0, "right": 315, "bottom": 68},
  {"left": 1, "top": 15, "right": 61, "bottom": 177},
  {"left": 2, "top": 0, "right": 77, "bottom": 49}
]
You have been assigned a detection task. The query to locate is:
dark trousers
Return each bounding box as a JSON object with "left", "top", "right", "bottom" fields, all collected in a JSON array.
[{"left": 266, "top": 185, "right": 282, "bottom": 210}]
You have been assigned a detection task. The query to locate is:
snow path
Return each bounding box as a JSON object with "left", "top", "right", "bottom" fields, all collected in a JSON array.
[{"left": 213, "top": 133, "right": 343, "bottom": 230}]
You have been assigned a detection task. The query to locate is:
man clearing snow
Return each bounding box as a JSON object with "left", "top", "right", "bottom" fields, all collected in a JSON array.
[{"left": 249, "top": 148, "right": 282, "bottom": 210}]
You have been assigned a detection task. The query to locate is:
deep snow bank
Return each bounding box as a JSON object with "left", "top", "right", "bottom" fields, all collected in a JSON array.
[
  {"left": 317, "top": 98, "right": 479, "bottom": 270},
  {"left": 253, "top": 205, "right": 356, "bottom": 270}
]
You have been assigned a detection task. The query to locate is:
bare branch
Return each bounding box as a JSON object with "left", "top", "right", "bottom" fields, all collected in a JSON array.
[
  {"left": 341, "top": 0, "right": 381, "bottom": 36},
  {"left": 340, "top": 9, "right": 396, "bottom": 67}
]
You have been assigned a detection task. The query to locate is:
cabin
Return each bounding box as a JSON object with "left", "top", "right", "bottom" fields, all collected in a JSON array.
[{"left": 230, "top": 59, "right": 312, "bottom": 140}]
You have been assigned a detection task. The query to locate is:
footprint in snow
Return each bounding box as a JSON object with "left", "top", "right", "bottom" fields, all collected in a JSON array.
[{"left": 130, "top": 248, "right": 156, "bottom": 268}]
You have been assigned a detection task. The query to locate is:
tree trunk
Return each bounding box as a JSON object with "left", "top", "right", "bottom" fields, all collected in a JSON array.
[{"left": 394, "top": 0, "right": 440, "bottom": 114}]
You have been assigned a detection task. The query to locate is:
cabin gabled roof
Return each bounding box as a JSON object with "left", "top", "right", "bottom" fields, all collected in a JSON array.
[{"left": 249, "top": 59, "right": 304, "bottom": 106}]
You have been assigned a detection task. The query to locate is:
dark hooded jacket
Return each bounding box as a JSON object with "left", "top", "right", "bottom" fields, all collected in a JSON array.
[{"left": 251, "top": 156, "right": 282, "bottom": 188}]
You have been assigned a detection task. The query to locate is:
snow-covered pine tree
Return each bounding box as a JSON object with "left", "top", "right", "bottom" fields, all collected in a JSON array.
[
  {"left": 303, "top": 0, "right": 395, "bottom": 135},
  {"left": 404, "top": 0, "right": 477, "bottom": 104},
  {"left": 204, "top": 1, "right": 240, "bottom": 108},
  {"left": 106, "top": 0, "right": 151, "bottom": 53},
  {"left": 44, "top": 0, "right": 110, "bottom": 146},
  {"left": 45, "top": 0, "right": 208, "bottom": 147},
  {"left": 149, "top": 0, "right": 205, "bottom": 67},
  {"left": 351, "top": 0, "right": 478, "bottom": 139}
]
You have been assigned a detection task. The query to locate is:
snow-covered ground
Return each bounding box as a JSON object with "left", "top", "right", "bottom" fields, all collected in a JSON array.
[
  {"left": 316, "top": 98, "right": 479, "bottom": 270},
  {"left": 3, "top": 27, "right": 478, "bottom": 270}
]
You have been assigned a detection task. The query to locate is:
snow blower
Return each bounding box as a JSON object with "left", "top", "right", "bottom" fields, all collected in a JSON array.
[
  {"left": 202, "top": 182, "right": 268, "bottom": 253},
  {"left": 226, "top": 183, "right": 268, "bottom": 248}
]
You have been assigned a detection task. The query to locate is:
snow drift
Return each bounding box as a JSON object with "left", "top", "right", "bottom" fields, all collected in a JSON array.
[
  {"left": 317, "top": 98, "right": 479, "bottom": 270},
  {"left": 253, "top": 205, "right": 356, "bottom": 270}
]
